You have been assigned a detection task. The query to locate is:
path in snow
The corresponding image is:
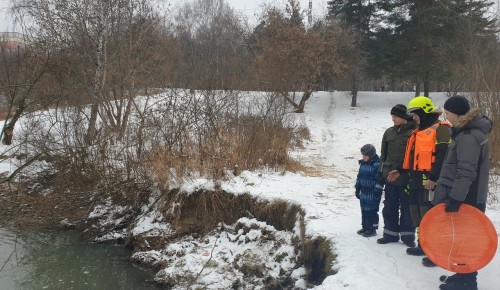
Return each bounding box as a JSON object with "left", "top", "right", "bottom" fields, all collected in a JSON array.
[{"left": 298, "top": 91, "right": 499, "bottom": 290}]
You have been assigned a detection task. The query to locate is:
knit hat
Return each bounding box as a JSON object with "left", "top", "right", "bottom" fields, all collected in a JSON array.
[
  {"left": 390, "top": 104, "right": 408, "bottom": 119},
  {"left": 360, "top": 144, "right": 376, "bottom": 158},
  {"left": 444, "top": 95, "right": 470, "bottom": 116}
]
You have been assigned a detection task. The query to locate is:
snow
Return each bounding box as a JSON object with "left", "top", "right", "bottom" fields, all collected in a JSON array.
[
  {"left": 2, "top": 90, "right": 499, "bottom": 289},
  {"left": 161, "top": 91, "right": 500, "bottom": 289}
]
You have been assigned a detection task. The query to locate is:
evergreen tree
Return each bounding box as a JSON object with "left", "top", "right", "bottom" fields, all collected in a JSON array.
[{"left": 371, "top": 0, "right": 495, "bottom": 95}]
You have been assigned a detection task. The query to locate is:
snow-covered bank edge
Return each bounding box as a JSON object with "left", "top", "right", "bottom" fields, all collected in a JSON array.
[{"left": 85, "top": 185, "right": 335, "bottom": 289}]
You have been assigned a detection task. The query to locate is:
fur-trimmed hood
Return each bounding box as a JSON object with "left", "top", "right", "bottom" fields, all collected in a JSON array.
[{"left": 452, "top": 107, "right": 492, "bottom": 136}]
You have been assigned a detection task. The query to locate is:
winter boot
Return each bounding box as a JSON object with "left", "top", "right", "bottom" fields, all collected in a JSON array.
[
  {"left": 361, "top": 229, "right": 376, "bottom": 237},
  {"left": 406, "top": 240, "right": 425, "bottom": 256},
  {"left": 357, "top": 229, "right": 365, "bottom": 235},
  {"left": 439, "top": 274, "right": 462, "bottom": 283},
  {"left": 406, "top": 246, "right": 425, "bottom": 256},
  {"left": 439, "top": 272, "right": 478, "bottom": 290},
  {"left": 439, "top": 281, "right": 478, "bottom": 290},
  {"left": 404, "top": 240, "right": 416, "bottom": 248},
  {"left": 377, "top": 235, "right": 399, "bottom": 244},
  {"left": 421, "top": 257, "right": 436, "bottom": 267}
]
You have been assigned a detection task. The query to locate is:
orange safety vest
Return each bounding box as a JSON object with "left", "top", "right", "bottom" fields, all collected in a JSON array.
[{"left": 402, "top": 121, "right": 451, "bottom": 172}]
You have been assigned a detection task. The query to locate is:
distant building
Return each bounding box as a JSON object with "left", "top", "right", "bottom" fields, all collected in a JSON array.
[{"left": 0, "top": 32, "right": 27, "bottom": 50}]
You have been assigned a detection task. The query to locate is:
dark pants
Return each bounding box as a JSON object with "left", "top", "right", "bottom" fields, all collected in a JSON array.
[
  {"left": 382, "top": 183, "right": 415, "bottom": 243},
  {"left": 408, "top": 172, "right": 433, "bottom": 228},
  {"left": 360, "top": 191, "right": 381, "bottom": 231}
]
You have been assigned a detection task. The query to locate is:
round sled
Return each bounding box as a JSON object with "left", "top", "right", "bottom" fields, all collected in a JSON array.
[{"left": 420, "top": 203, "right": 498, "bottom": 273}]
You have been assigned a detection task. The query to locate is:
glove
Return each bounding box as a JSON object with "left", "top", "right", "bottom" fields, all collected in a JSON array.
[
  {"left": 445, "top": 198, "right": 462, "bottom": 212},
  {"left": 355, "top": 188, "right": 360, "bottom": 199}
]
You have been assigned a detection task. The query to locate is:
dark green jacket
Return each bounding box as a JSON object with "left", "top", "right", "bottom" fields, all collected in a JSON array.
[{"left": 379, "top": 121, "right": 416, "bottom": 186}]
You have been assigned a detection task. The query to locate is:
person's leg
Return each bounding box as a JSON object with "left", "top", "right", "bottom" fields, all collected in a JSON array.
[
  {"left": 398, "top": 185, "right": 416, "bottom": 246},
  {"left": 360, "top": 191, "right": 381, "bottom": 237},
  {"left": 378, "top": 184, "right": 400, "bottom": 243},
  {"left": 407, "top": 175, "right": 425, "bottom": 255},
  {"left": 361, "top": 209, "right": 378, "bottom": 237},
  {"left": 358, "top": 199, "right": 367, "bottom": 234}
]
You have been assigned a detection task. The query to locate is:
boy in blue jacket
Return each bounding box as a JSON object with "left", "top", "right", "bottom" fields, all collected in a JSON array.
[{"left": 355, "top": 144, "right": 384, "bottom": 237}]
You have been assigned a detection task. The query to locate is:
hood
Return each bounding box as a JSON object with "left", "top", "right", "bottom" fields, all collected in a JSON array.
[{"left": 453, "top": 108, "right": 492, "bottom": 135}]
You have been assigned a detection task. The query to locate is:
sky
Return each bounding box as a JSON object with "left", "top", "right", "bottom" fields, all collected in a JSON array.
[
  {"left": 226, "top": 0, "right": 329, "bottom": 23},
  {"left": 1, "top": 90, "right": 500, "bottom": 288},
  {"left": 2, "top": 0, "right": 499, "bottom": 32},
  {"left": 0, "top": 0, "right": 15, "bottom": 32},
  {"left": 0, "top": 0, "right": 329, "bottom": 32}
]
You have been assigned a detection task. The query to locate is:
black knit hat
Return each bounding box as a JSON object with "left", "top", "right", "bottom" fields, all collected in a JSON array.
[
  {"left": 444, "top": 95, "right": 470, "bottom": 116},
  {"left": 391, "top": 104, "right": 408, "bottom": 119},
  {"left": 360, "top": 144, "right": 376, "bottom": 158}
]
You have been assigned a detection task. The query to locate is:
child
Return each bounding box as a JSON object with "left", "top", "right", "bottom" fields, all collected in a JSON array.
[{"left": 355, "top": 144, "right": 383, "bottom": 237}]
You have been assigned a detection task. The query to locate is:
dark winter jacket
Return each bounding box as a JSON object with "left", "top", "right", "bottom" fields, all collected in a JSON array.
[
  {"left": 356, "top": 154, "right": 383, "bottom": 195},
  {"left": 379, "top": 121, "right": 416, "bottom": 186},
  {"left": 433, "top": 108, "right": 492, "bottom": 206}
]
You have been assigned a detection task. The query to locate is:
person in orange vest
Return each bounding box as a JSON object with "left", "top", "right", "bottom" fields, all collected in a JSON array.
[{"left": 387, "top": 96, "right": 451, "bottom": 267}]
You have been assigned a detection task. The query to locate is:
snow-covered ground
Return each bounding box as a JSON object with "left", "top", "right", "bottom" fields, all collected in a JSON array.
[
  {"left": 2, "top": 91, "right": 499, "bottom": 289},
  {"left": 213, "top": 91, "right": 500, "bottom": 289}
]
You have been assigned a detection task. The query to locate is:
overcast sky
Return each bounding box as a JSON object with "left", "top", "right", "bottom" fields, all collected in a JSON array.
[
  {"left": 0, "top": 0, "right": 329, "bottom": 32},
  {"left": 1, "top": 0, "right": 497, "bottom": 33},
  {"left": 0, "top": 0, "right": 15, "bottom": 32},
  {"left": 227, "top": 0, "right": 328, "bottom": 23}
]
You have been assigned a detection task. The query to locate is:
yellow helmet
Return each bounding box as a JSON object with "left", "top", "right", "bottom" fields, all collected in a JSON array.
[{"left": 407, "top": 96, "right": 436, "bottom": 113}]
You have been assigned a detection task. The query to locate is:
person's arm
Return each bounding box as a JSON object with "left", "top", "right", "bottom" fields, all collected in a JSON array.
[
  {"left": 429, "top": 125, "right": 451, "bottom": 182},
  {"left": 378, "top": 130, "right": 389, "bottom": 183},
  {"left": 449, "top": 133, "right": 482, "bottom": 202}
]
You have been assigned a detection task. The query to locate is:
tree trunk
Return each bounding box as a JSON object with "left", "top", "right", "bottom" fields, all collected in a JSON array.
[
  {"left": 280, "top": 92, "right": 300, "bottom": 110},
  {"left": 85, "top": 103, "right": 99, "bottom": 144},
  {"left": 423, "top": 71, "right": 430, "bottom": 97},
  {"left": 296, "top": 90, "right": 313, "bottom": 113},
  {"left": 1, "top": 99, "right": 26, "bottom": 145},
  {"left": 350, "top": 74, "right": 358, "bottom": 107}
]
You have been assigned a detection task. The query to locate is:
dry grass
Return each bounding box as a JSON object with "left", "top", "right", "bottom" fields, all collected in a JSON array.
[
  {"left": 149, "top": 188, "right": 333, "bottom": 286},
  {"left": 158, "top": 190, "right": 304, "bottom": 237},
  {"left": 301, "top": 237, "right": 337, "bottom": 285}
]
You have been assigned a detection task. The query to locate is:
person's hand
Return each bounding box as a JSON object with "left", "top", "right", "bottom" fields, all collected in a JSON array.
[
  {"left": 424, "top": 180, "right": 437, "bottom": 190},
  {"left": 445, "top": 198, "right": 462, "bottom": 212},
  {"left": 387, "top": 170, "right": 400, "bottom": 182}
]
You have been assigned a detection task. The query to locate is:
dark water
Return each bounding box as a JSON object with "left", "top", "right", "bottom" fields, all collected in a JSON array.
[{"left": 0, "top": 228, "right": 161, "bottom": 290}]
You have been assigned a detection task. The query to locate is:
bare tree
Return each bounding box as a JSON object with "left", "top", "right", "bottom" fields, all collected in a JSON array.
[
  {"left": 173, "top": 0, "right": 249, "bottom": 90},
  {"left": 0, "top": 37, "right": 48, "bottom": 145},
  {"left": 254, "top": 8, "right": 346, "bottom": 113},
  {"left": 13, "top": 0, "right": 174, "bottom": 143}
]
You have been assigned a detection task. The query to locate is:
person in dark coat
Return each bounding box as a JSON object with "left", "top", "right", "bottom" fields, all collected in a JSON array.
[
  {"left": 355, "top": 144, "right": 383, "bottom": 237},
  {"left": 432, "top": 95, "right": 492, "bottom": 290},
  {"left": 377, "top": 104, "right": 416, "bottom": 247}
]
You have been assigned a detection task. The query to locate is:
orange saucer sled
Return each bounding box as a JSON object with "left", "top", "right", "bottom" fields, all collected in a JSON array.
[{"left": 420, "top": 203, "right": 498, "bottom": 273}]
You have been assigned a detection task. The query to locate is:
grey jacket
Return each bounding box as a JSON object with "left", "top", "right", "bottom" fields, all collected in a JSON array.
[{"left": 433, "top": 108, "right": 492, "bottom": 205}]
